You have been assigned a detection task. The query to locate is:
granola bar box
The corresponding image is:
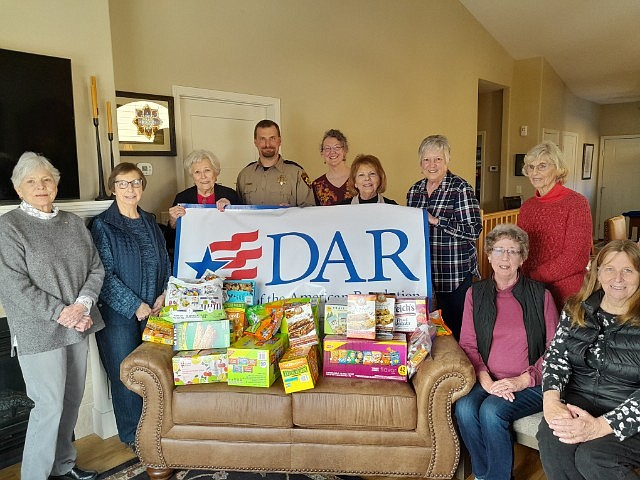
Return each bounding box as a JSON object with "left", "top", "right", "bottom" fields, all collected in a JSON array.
[
  {"left": 279, "top": 345, "right": 319, "bottom": 394},
  {"left": 322, "top": 334, "right": 408, "bottom": 382},
  {"left": 173, "top": 319, "right": 231, "bottom": 351},
  {"left": 323, "top": 303, "right": 347, "bottom": 335},
  {"left": 172, "top": 349, "right": 228, "bottom": 385},
  {"left": 227, "top": 334, "right": 285, "bottom": 387},
  {"left": 346, "top": 294, "right": 376, "bottom": 339},
  {"left": 142, "top": 316, "right": 174, "bottom": 345}
]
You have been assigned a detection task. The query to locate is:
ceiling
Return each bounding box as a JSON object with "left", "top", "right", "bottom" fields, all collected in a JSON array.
[{"left": 459, "top": 0, "right": 640, "bottom": 104}]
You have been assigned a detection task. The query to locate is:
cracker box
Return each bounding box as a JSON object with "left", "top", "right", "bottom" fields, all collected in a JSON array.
[
  {"left": 223, "top": 279, "right": 256, "bottom": 305},
  {"left": 173, "top": 319, "right": 231, "bottom": 351},
  {"left": 346, "top": 294, "right": 376, "bottom": 339},
  {"left": 142, "top": 316, "right": 174, "bottom": 345},
  {"left": 282, "top": 302, "right": 318, "bottom": 348},
  {"left": 323, "top": 334, "right": 408, "bottom": 382},
  {"left": 172, "top": 349, "right": 228, "bottom": 385},
  {"left": 279, "top": 345, "right": 319, "bottom": 394},
  {"left": 324, "top": 303, "right": 347, "bottom": 335},
  {"left": 394, "top": 297, "right": 428, "bottom": 333},
  {"left": 227, "top": 334, "right": 285, "bottom": 387}
]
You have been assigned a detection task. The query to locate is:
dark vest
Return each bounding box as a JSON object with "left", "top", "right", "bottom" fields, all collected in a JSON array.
[{"left": 471, "top": 275, "right": 547, "bottom": 366}]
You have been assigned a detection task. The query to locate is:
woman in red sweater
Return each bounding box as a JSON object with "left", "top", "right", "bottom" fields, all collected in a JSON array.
[{"left": 517, "top": 141, "right": 592, "bottom": 312}]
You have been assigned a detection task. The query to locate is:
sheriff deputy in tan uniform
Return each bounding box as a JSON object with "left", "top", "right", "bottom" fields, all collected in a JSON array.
[{"left": 234, "top": 119, "right": 316, "bottom": 207}]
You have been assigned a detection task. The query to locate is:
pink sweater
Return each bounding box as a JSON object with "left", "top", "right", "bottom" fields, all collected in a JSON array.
[
  {"left": 459, "top": 284, "right": 559, "bottom": 386},
  {"left": 517, "top": 183, "right": 592, "bottom": 311}
]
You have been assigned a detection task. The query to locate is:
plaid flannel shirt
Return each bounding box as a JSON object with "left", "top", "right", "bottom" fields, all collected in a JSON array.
[{"left": 406, "top": 171, "right": 482, "bottom": 293}]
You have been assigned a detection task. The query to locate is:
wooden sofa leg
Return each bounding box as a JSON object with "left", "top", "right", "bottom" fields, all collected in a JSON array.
[{"left": 147, "top": 467, "right": 174, "bottom": 480}]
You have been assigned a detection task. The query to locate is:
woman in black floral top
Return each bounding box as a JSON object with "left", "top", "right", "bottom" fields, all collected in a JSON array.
[{"left": 538, "top": 239, "right": 640, "bottom": 479}]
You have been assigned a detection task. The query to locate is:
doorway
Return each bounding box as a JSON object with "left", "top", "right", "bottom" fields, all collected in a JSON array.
[{"left": 477, "top": 81, "right": 504, "bottom": 212}]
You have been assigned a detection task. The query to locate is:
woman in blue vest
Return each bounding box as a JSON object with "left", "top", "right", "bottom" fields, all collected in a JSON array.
[
  {"left": 456, "top": 223, "right": 559, "bottom": 480},
  {"left": 538, "top": 239, "right": 640, "bottom": 479},
  {"left": 91, "top": 162, "right": 171, "bottom": 452}
]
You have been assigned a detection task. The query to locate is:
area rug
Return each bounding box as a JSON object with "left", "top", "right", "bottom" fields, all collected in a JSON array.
[{"left": 98, "top": 459, "right": 362, "bottom": 480}]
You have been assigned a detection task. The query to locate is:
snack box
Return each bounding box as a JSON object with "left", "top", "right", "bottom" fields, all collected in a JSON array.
[
  {"left": 324, "top": 303, "right": 347, "bottom": 335},
  {"left": 227, "top": 334, "right": 285, "bottom": 387},
  {"left": 279, "top": 345, "right": 319, "bottom": 394},
  {"left": 323, "top": 334, "right": 408, "bottom": 382},
  {"left": 224, "top": 302, "right": 247, "bottom": 343},
  {"left": 372, "top": 293, "right": 395, "bottom": 339},
  {"left": 394, "top": 297, "right": 428, "bottom": 333},
  {"left": 161, "top": 305, "right": 226, "bottom": 322},
  {"left": 282, "top": 302, "right": 318, "bottom": 348},
  {"left": 172, "top": 349, "right": 228, "bottom": 385},
  {"left": 165, "top": 275, "right": 225, "bottom": 312},
  {"left": 173, "top": 319, "right": 231, "bottom": 351},
  {"left": 346, "top": 294, "right": 376, "bottom": 339},
  {"left": 223, "top": 279, "right": 256, "bottom": 305},
  {"left": 142, "top": 316, "right": 174, "bottom": 345}
]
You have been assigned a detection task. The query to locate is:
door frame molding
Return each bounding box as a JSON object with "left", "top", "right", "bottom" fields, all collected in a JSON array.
[{"left": 171, "top": 86, "right": 280, "bottom": 191}]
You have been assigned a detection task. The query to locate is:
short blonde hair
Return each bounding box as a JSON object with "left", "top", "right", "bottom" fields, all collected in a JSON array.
[{"left": 523, "top": 141, "right": 568, "bottom": 184}]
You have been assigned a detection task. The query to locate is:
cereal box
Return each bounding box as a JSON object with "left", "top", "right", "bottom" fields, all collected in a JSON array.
[
  {"left": 227, "top": 334, "right": 285, "bottom": 387},
  {"left": 324, "top": 303, "right": 347, "bottom": 335},
  {"left": 372, "top": 293, "right": 395, "bottom": 339},
  {"left": 346, "top": 294, "right": 376, "bottom": 339},
  {"left": 394, "top": 297, "right": 428, "bottom": 333},
  {"left": 172, "top": 349, "right": 228, "bottom": 385},
  {"left": 142, "top": 316, "right": 174, "bottom": 345},
  {"left": 173, "top": 319, "right": 231, "bottom": 350},
  {"left": 223, "top": 280, "right": 256, "bottom": 305},
  {"left": 323, "top": 334, "right": 408, "bottom": 382},
  {"left": 282, "top": 302, "right": 318, "bottom": 348},
  {"left": 279, "top": 345, "right": 319, "bottom": 394}
]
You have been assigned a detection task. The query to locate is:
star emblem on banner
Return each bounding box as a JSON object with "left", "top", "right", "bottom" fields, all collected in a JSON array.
[{"left": 186, "top": 248, "right": 229, "bottom": 278}]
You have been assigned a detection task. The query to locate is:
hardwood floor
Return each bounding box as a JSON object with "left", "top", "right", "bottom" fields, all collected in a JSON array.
[
  {"left": 0, "top": 435, "right": 546, "bottom": 480},
  {"left": 0, "top": 435, "right": 135, "bottom": 480}
]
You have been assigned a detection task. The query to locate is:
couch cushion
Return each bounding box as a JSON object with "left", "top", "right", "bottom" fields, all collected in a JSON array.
[
  {"left": 172, "top": 377, "right": 293, "bottom": 428},
  {"left": 292, "top": 376, "right": 417, "bottom": 431}
]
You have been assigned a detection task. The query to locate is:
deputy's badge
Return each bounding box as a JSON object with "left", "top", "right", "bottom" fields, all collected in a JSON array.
[
  {"left": 277, "top": 175, "right": 287, "bottom": 186},
  {"left": 301, "top": 171, "right": 312, "bottom": 187}
]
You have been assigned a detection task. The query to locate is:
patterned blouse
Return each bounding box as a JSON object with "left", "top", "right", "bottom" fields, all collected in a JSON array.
[
  {"left": 542, "top": 309, "right": 640, "bottom": 440},
  {"left": 311, "top": 174, "right": 352, "bottom": 206}
]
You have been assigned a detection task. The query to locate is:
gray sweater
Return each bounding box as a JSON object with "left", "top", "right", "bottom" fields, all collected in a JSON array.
[{"left": 0, "top": 208, "right": 105, "bottom": 355}]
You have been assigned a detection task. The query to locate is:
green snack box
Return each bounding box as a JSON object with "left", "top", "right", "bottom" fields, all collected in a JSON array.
[
  {"left": 173, "top": 319, "right": 231, "bottom": 351},
  {"left": 172, "top": 349, "right": 228, "bottom": 385},
  {"left": 227, "top": 334, "right": 285, "bottom": 387}
]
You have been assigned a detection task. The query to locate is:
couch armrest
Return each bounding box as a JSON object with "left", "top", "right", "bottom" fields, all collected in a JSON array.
[
  {"left": 410, "top": 335, "right": 475, "bottom": 478},
  {"left": 120, "top": 341, "right": 175, "bottom": 467}
]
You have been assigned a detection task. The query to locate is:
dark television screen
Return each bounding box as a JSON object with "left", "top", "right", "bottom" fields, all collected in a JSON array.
[{"left": 0, "top": 48, "right": 79, "bottom": 201}]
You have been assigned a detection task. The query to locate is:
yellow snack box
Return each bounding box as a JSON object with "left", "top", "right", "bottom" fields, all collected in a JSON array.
[{"left": 279, "top": 345, "right": 319, "bottom": 394}]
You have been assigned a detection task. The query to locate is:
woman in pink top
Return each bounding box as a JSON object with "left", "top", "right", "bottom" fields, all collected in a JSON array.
[
  {"left": 517, "top": 141, "right": 592, "bottom": 312},
  {"left": 456, "top": 224, "right": 559, "bottom": 480}
]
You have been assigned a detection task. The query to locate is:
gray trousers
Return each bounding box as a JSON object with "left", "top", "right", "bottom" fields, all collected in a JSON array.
[{"left": 18, "top": 337, "right": 88, "bottom": 480}]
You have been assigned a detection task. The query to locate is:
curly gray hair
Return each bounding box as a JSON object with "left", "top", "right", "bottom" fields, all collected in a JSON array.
[
  {"left": 484, "top": 223, "right": 529, "bottom": 261},
  {"left": 184, "top": 149, "right": 221, "bottom": 176}
]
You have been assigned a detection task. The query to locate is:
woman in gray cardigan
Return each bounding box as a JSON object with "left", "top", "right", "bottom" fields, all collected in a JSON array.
[{"left": 0, "top": 152, "right": 104, "bottom": 480}]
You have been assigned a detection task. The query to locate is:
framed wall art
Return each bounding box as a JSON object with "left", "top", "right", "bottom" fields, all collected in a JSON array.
[
  {"left": 581, "top": 143, "right": 594, "bottom": 180},
  {"left": 115, "top": 91, "right": 176, "bottom": 156}
]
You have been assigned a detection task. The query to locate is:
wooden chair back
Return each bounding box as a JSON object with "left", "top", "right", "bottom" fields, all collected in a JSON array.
[{"left": 477, "top": 208, "right": 520, "bottom": 279}]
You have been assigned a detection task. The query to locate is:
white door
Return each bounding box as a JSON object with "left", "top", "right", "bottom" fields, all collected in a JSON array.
[
  {"left": 560, "top": 131, "right": 578, "bottom": 191},
  {"left": 596, "top": 135, "right": 640, "bottom": 238},
  {"left": 172, "top": 86, "right": 280, "bottom": 191}
]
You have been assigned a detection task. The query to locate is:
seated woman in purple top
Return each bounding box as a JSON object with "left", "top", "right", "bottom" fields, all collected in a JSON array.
[{"left": 455, "top": 224, "right": 559, "bottom": 480}]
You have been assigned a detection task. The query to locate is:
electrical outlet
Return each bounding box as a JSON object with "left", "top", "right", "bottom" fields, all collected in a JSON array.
[
  {"left": 137, "top": 162, "right": 153, "bottom": 176},
  {"left": 520, "top": 126, "right": 528, "bottom": 136}
]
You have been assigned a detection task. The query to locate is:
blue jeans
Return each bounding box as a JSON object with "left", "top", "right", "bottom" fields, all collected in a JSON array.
[
  {"left": 95, "top": 317, "right": 146, "bottom": 444},
  {"left": 455, "top": 382, "right": 543, "bottom": 480}
]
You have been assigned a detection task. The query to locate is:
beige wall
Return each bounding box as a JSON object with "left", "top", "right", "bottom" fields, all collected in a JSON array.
[
  {"left": 600, "top": 102, "right": 640, "bottom": 136},
  {"left": 1, "top": 0, "right": 118, "bottom": 200},
  {"left": 108, "top": 0, "right": 515, "bottom": 215}
]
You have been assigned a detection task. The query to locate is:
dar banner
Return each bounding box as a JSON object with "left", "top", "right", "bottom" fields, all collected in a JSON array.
[{"left": 174, "top": 204, "right": 431, "bottom": 303}]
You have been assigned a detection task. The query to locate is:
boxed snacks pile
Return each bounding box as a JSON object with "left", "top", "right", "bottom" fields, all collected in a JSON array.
[
  {"left": 279, "top": 345, "right": 319, "bottom": 393},
  {"left": 227, "top": 333, "right": 286, "bottom": 387},
  {"left": 172, "top": 349, "right": 228, "bottom": 384}
]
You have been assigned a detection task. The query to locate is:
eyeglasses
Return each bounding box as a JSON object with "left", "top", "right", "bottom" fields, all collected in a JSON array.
[
  {"left": 491, "top": 247, "right": 521, "bottom": 257},
  {"left": 421, "top": 157, "right": 445, "bottom": 165},
  {"left": 114, "top": 179, "right": 143, "bottom": 189},
  {"left": 599, "top": 266, "right": 638, "bottom": 279},
  {"left": 525, "top": 162, "right": 552, "bottom": 173},
  {"left": 322, "top": 145, "right": 343, "bottom": 153}
]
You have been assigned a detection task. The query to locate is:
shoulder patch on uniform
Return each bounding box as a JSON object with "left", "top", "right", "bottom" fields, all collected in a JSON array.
[
  {"left": 245, "top": 161, "right": 258, "bottom": 168},
  {"left": 283, "top": 160, "right": 304, "bottom": 169},
  {"left": 301, "top": 171, "right": 312, "bottom": 188}
]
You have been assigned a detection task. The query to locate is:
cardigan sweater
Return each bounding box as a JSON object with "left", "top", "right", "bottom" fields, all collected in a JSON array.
[
  {"left": 171, "top": 184, "right": 241, "bottom": 210},
  {"left": 517, "top": 183, "right": 592, "bottom": 311},
  {"left": 90, "top": 202, "right": 171, "bottom": 323},
  {"left": 0, "top": 208, "right": 105, "bottom": 355}
]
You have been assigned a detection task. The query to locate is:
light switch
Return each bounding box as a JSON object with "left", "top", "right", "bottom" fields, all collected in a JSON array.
[
  {"left": 520, "top": 126, "right": 528, "bottom": 137},
  {"left": 516, "top": 185, "right": 522, "bottom": 194}
]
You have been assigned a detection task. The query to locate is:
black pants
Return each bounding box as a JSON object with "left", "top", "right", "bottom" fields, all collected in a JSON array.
[
  {"left": 538, "top": 415, "right": 640, "bottom": 479},
  {"left": 435, "top": 273, "right": 472, "bottom": 340}
]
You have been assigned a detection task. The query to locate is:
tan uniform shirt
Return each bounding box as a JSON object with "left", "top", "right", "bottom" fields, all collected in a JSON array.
[{"left": 236, "top": 156, "right": 315, "bottom": 207}]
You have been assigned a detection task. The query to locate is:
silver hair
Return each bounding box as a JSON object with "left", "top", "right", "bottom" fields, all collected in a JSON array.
[
  {"left": 417, "top": 134, "right": 451, "bottom": 164},
  {"left": 184, "top": 149, "right": 221, "bottom": 176},
  {"left": 484, "top": 223, "right": 530, "bottom": 261},
  {"left": 11, "top": 151, "right": 61, "bottom": 188},
  {"left": 522, "top": 141, "right": 568, "bottom": 184}
]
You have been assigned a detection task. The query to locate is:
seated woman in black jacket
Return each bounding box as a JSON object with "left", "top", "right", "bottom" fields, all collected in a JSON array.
[{"left": 538, "top": 239, "right": 640, "bottom": 479}]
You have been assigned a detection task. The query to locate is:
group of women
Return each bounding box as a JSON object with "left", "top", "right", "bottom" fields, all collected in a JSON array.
[{"left": 0, "top": 128, "right": 638, "bottom": 480}]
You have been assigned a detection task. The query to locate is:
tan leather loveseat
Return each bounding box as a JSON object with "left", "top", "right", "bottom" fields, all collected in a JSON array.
[{"left": 120, "top": 335, "right": 475, "bottom": 479}]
